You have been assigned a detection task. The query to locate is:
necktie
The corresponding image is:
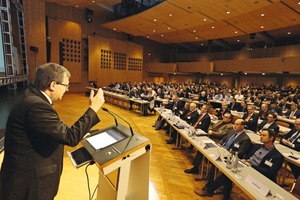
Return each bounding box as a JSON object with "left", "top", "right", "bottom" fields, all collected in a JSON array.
[
  {"left": 224, "top": 133, "right": 237, "bottom": 150},
  {"left": 288, "top": 131, "right": 300, "bottom": 143},
  {"left": 289, "top": 110, "right": 295, "bottom": 119},
  {"left": 211, "top": 122, "right": 225, "bottom": 132},
  {"left": 194, "top": 114, "right": 203, "bottom": 128},
  {"left": 185, "top": 111, "right": 192, "bottom": 118},
  {"left": 245, "top": 114, "right": 251, "bottom": 122}
]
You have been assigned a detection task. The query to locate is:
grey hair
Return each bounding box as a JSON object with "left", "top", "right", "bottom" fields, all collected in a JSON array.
[{"left": 33, "top": 63, "right": 71, "bottom": 90}]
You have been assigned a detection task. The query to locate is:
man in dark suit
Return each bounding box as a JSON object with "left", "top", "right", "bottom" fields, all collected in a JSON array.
[
  {"left": 181, "top": 102, "right": 199, "bottom": 125},
  {"left": 185, "top": 118, "right": 250, "bottom": 174},
  {"left": 258, "top": 103, "right": 270, "bottom": 120},
  {"left": 194, "top": 104, "right": 211, "bottom": 133},
  {"left": 128, "top": 87, "right": 140, "bottom": 110},
  {"left": 257, "top": 113, "right": 280, "bottom": 135},
  {"left": 0, "top": 63, "right": 105, "bottom": 200},
  {"left": 229, "top": 98, "right": 240, "bottom": 111},
  {"left": 284, "top": 102, "right": 300, "bottom": 119},
  {"left": 195, "top": 129, "right": 283, "bottom": 199},
  {"left": 216, "top": 102, "right": 231, "bottom": 120},
  {"left": 280, "top": 118, "right": 300, "bottom": 179},
  {"left": 242, "top": 104, "right": 259, "bottom": 132},
  {"left": 269, "top": 101, "right": 282, "bottom": 116}
]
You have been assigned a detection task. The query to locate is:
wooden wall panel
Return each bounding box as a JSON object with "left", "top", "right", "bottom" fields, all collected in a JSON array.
[
  {"left": 169, "top": 74, "right": 197, "bottom": 83},
  {"left": 23, "top": 0, "right": 47, "bottom": 82},
  {"left": 177, "top": 61, "right": 211, "bottom": 73},
  {"left": 88, "top": 35, "right": 143, "bottom": 87},
  {"left": 48, "top": 19, "right": 82, "bottom": 82},
  {"left": 202, "top": 75, "right": 233, "bottom": 88},
  {"left": 239, "top": 76, "right": 277, "bottom": 87},
  {"left": 143, "top": 63, "right": 176, "bottom": 73}
]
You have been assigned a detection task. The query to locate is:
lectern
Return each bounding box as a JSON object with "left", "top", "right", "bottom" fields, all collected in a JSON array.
[{"left": 81, "top": 124, "right": 151, "bottom": 200}]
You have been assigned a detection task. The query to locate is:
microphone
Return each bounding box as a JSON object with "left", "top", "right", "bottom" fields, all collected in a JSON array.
[{"left": 102, "top": 107, "right": 134, "bottom": 136}]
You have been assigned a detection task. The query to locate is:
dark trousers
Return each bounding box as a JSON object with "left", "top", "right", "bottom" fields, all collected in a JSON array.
[
  {"left": 289, "top": 162, "right": 300, "bottom": 179},
  {"left": 204, "top": 173, "right": 233, "bottom": 200}
]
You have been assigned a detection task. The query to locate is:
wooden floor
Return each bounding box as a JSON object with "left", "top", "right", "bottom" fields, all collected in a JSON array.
[{"left": 0, "top": 91, "right": 295, "bottom": 200}]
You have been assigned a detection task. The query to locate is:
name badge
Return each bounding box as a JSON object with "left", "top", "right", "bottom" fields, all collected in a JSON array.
[
  {"left": 174, "top": 107, "right": 177, "bottom": 109},
  {"left": 187, "top": 116, "right": 191, "bottom": 119},
  {"left": 264, "top": 160, "right": 273, "bottom": 167},
  {"left": 234, "top": 143, "right": 240, "bottom": 148},
  {"left": 199, "top": 122, "right": 202, "bottom": 125},
  {"left": 297, "top": 139, "right": 300, "bottom": 142}
]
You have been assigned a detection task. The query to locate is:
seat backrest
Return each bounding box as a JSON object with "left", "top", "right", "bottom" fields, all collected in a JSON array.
[
  {"left": 276, "top": 120, "right": 290, "bottom": 128},
  {"left": 291, "top": 176, "right": 300, "bottom": 196}
]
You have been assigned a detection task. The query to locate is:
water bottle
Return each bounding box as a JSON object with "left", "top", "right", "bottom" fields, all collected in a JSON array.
[
  {"left": 188, "top": 124, "right": 195, "bottom": 136},
  {"left": 226, "top": 149, "right": 232, "bottom": 169},
  {"left": 231, "top": 152, "right": 238, "bottom": 173}
]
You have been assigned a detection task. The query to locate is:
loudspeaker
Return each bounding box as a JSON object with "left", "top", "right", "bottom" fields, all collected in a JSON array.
[
  {"left": 85, "top": 8, "right": 93, "bottom": 23},
  {"left": 30, "top": 46, "right": 38, "bottom": 53}
]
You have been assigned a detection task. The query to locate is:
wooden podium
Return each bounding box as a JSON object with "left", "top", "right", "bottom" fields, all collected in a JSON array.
[{"left": 81, "top": 125, "right": 151, "bottom": 200}]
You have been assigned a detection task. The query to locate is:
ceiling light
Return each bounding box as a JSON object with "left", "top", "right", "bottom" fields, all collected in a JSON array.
[
  {"left": 168, "top": 27, "right": 171, "bottom": 30},
  {"left": 193, "top": 30, "right": 196, "bottom": 32},
  {"left": 260, "top": 26, "right": 264, "bottom": 29},
  {"left": 212, "top": 26, "right": 215, "bottom": 29},
  {"left": 203, "top": 18, "right": 207, "bottom": 21},
  {"left": 169, "top": 14, "right": 172, "bottom": 17},
  {"left": 237, "top": 39, "right": 240, "bottom": 42},
  {"left": 221, "top": 73, "right": 223, "bottom": 76},
  {"left": 261, "top": 13, "right": 265, "bottom": 17},
  {"left": 75, "top": 5, "right": 78, "bottom": 7},
  {"left": 234, "top": 31, "right": 238, "bottom": 34},
  {"left": 153, "top": 30, "right": 156, "bottom": 32},
  {"left": 161, "top": 34, "right": 164, "bottom": 37},
  {"left": 262, "top": 73, "right": 265, "bottom": 75},
  {"left": 195, "top": 37, "right": 198, "bottom": 40},
  {"left": 146, "top": 36, "right": 150, "bottom": 38},
  {"left": 201, "top": 43, "right": 203, "bottom": 46},
  {"left": 148, "top": 53, "right": 151, "bottom": 56},
  {"left": 226, "top": 11, "right": 230, "bottom": 14},
  {"left": 153, "top": 19, "right": 157, "bottom": 22},
  {"left": 113, "top": 28, "right": 116, "bottom": 31},
  {"left": 92, "top": 1, "right": 95, "bottom": 3},
  {"left": 288, "top": 32, "right": 291, "bottom": 35},
  {"left": 244, "top": 72, "right": 247, "bottom": 75}
]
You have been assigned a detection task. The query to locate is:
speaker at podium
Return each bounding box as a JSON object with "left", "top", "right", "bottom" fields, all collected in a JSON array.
[{"left": 67, "top": 108, "right": 151, "bottom": 200}]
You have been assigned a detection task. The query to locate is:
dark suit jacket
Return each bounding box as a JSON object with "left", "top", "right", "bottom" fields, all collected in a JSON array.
[
  {"left": 238, "top": 106, "right": 248, "bottom": 113},
  {"left": 195, "top": 113, "right": 211, "bottom": 132},
  {"left": 181, "top": 110, "right": 199, "bottom": 125},
  {"left": 229, "top": 102, "right": 240, "bottom": 111},
  {"left": 218, "top": 129, "right": 252, "bottom": 159},
  {"left": 216, "top": 108, "right": 231, "bottom": 120},
  {"left": 257, "top": 121, "right": 280, "bottom": 135},
  {"left": 242, "top": 113, "right": 259, "bottom": 132},
  {"left": 285, "top": 109, "right": 300, "bottom": 119},
  {"left": 129, "top": 90, "right": 140, "bottom": 98},
  {"left": 280, "top": 127, "right": 300, "bottom": 151},
  {"left": 269, "top": 106, "right": 282, "bottom": 116},
  {"left": 0, "top": 87, "right": 100, "bottom": 200},
  {"left": 244, "top": 144, "right": 284, "bottom": 182},
  {"left": 166, "top": 100, "right": 184, "bottom": 116},
  {"left": 209, "top": 121, "right": 233, "bottom": 140},
  {"left": 258, "top": 110, "right": 270, "bottom": 120}
]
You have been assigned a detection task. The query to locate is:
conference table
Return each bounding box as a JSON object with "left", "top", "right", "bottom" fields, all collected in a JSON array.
[
  {"left": 103, "top": 91, "right": 150, "bottom": 115},
  {"left": 155, "top": 108, "right": 298, "bottom": 200}
]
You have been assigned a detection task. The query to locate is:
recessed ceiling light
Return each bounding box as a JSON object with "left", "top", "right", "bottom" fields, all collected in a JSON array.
[
  {"left": 195, "top": 37, "right": 198, "bottom": 40},
  {"left": 237, "top": 39, "right": 240, "bottom": 42},
  {"left": 203, "top": 18, "right": 207, "bottom": 21},
  {"left": 234, "top": 31, "right": 238, "bottom": 34},
  {"left": 113, "top": 28, "right": 116, "bottom": 31},
  {"left": 169, "top": 14, "right": 172, "bottom": 17},
  {"left": 193, "top": 30, "right": 196, "bottom": 32},
  {"left": 75, "top": 5, "right": 78, "bottom": 7},
  {"left": 288, "top": 32, "right": 291, "bottom": 35},
  {"left": 153, "top": 19, "right": 157, "bottom": 22},
  {"left": 261, "top": 13, "right": 265, "bottom": 17},
  {"left": 262, "top": 73, "right": 265, "bottom": 75},
  {"left": 201, "top": 43, "right": 204, "bottom": 46},
  {"left": 153, "top": 30, "right": 156, "bottom": 32},
  {"left": 212, "top": 26, "right": 215, "bottom": 29},
  {"left": 161, "top": 34, "right": 164, "bottom": 37},
  {"left": 148, "top": 53, "right": 151, "bottom": 56},
  {"left": 244, "top": 72, "right": 247, "bottom": 75},
  {"left": 260, "top": 26, "right": 264, "bottom": 29},
  {"left": 226, "top": 11, "right": 230, "bottom": 14},
  {"left": 298, "top": 2, "right": 300, "bottom": 5},
  {"left": 168, "top": 27, "right": 171, "bottom": 30},
  {"left": 146, "top": 36, "right": 149, "bottom": 38},
  {"left": 221, "top": 73, "right": 223, "bottom": 76},
  {"left": 92, "top": 1, "right": 95, "bottom": 3}
]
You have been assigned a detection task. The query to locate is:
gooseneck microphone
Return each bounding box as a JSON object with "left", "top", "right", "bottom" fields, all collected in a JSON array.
[{"left": 102, "top": 107, "right": 134, "bottom": 136}]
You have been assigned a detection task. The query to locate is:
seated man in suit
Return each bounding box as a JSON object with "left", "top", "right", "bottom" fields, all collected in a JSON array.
[
  {"left": 195, "top": 129, "right": 284, "bottom": 199},
  {"left": 238, "top": 100, "right": 248, "bottom": 113},
  {"left": 284, "top": 102, "right": 300, "bottom": 119},
  {"left": 193, "top": 104, "right": 211, "bottom": 133},
  {"left": 184, "top": 118, "right": 249, "bottom": 174},
  {"left": 166, "top": 103, "right": 201, "bottom": 144},
  {"left": 242, "top": 104, "right": 259, "bottom": 132},
  {"left": 257, "top": 113, "right": 280, "bottom": 135},
  {"left": 128, "top": 87, "right": 140, "bottom": 110},
  {"left": 269, "top": 101, "right": 282, "bottom": 116},
  {"left": 215, "top": 102, "right": 231, "bottom": 120},
  {"left": 280, "top": 118, "right": 300, "bottom": 179},
  {"left": 258, "top": 103, "right": 270, "bottom": 120},
  {"left": 229, "top": 98, "right": 240, "bottom": 111}
]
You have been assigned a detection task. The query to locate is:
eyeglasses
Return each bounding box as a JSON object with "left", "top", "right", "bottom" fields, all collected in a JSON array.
[{"left": 57, "top": 82, "right": 70, "bottom": 90}]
